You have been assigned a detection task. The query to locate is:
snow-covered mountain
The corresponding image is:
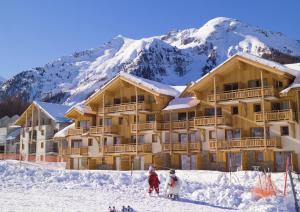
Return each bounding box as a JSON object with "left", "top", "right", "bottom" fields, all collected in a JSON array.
[{"left": 1, "top": 17, "right": 300, "bottom": 105}]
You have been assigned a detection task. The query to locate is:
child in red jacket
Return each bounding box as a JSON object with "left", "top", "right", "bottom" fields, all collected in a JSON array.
[{"left": 148, "top": 166, "right": 160, "bottom": 195}]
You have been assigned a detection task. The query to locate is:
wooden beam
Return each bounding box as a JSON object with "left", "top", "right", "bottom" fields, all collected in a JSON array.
[
  {"left": 102, "top": 92, "right": 105, "bottom": 155},
  {"left": 214, "top": 76, "right": 218, "bottom": 152},
  {"left": 169, "top": 111, "right": 172, "bottom": 154},
  {"left": 260, "top": 70, "right": 267, "bottom": 150},
  {"left": 135, "top": 86, "right": 138, "bottom": 156}
]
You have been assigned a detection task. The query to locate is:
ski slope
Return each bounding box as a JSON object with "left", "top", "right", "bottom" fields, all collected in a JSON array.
[{"left": 0, "top": 160, "right": 298, "bottom": 212}]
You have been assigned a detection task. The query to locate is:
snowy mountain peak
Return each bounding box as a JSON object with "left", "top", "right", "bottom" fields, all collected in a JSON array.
[{"left": 1, "top": 17, "right": 300, "bottom": 105}]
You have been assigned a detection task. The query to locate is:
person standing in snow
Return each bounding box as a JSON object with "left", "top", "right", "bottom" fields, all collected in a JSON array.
[
  {"left": 165, "top": 169, "right": 181, "bottom": 200},
  {"left": 148, "top": 165, "right": 160, "bottom": 196}
]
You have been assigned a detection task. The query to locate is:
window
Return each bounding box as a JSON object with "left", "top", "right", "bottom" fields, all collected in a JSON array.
[
  {"left": 255, "top": 152, "right": 264, "bottom": 162},
  {"left": 131, "top": 95, "right": 144, "bottom": 102},
  {"left": 210, "top": 153, "right": 216, "bottom": 163},
  {"left": 114, "top": 98, "right": 121, "bottom": 105},
  {"left": 178, "top": 112, "right": 187, "bottom": 121},
  {"left": 274, "top": 80, "right": 283, "bottom": 88},
  {"left": 41, "top": 130, "right": 44, "bottom": 136},
  {"left": 53, "top": 129, "right": 58, "bottom": 134},
  {"left": 71, "top": 139, "right": 82, "bottom": 148},
  {"left": 188, "top": 111, "right": 195, "bottom": 119},
  {"left": 104, "top": 118, "right": 112, "bottom": 126},
  {"left": 224, "top": 83, "right": 239, "bottom": 91},
  {"left": 99, "top": 119, "right": 103, "bottom": 126},
  {"left": 152, "top": 134, "right": 158, "bottom": 143},
  {"left": 92, "top": 116, "right": 96, "bottom": 126},
  {"left": 103, "top": 137, "right": 107, "bottom": 146},
  {"left": 88, "top": 139, "right": 93, "bottom": 146},
  {"left": 226, "top": 129, "right": 241, "bottom": 140},
  {"left": 281, "top": 126, "right": 289, "bottom": 136},
  {"left": 41, "top": 142, "right": 44, "bottom": 149},
  {"left": 209, "top": 130, "right": 216, "bottom": 139},
  {"left": 231, "top": 106, "right": 239, "bottom": 115},
  {"left": 118, "top": 117, "right": 123, "bottom": 125},
  {"left": 22, "top": 144, "right": 24, "bottom": 150},
  {"left": 250, "top": 128, "right": 270, "bottom": 138},
  {"left": 253, "top": 104, "right": 261, "bottom": 112},
  {"left": 146, "top": 114, "right": 155, "bottom": 122},
  {"left": 204, "top": 108, "right": 222, "bottom": 116},
  {"left": 248, "top": 79, "right": 268, "bottom": 88},
  {"left": 178, "top": 133, "right": 188, "bottom": 143},
  {"left": 271, "top": 102, "right": 289, "bottom": 111}
]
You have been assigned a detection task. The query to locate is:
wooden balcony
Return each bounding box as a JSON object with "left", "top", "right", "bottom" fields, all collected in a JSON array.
[
  {"left": 60, "top": 148, "right": 71, "bottom": 156},
  {"left": 89, "top": 125, "right": 118, "bottom": 135},
  {"left": 254, "top": 109, "right": 295, "bottom": 122},
  {"left": 209, "top": 137, "right": 281, "bottom": 150},
  {"left": 156, "top": 120, "right": 195, "bottom": 131},
  {"left": 67, "top": 128, "right": 84, "bottom": 136},
  {"left": 194, "top": 115, "right": 231, "bottom": 127},
  {"left": 70, "top": 147, "right": 88, "bottom": 156},
  {"left": 104, "top": 102, "right": 151, "bottom": 114},
  {"left": 208, "top": 87, "right": 278, "bottom": 102},
  {"left": 103, "top": 143, "right": 152, "bottom": 154},
  {"left": 162, "top": 142, "right": 201, "bottom": 152},
  {"left": 131, "top": 122, "right": 155, "bottom": 132}
]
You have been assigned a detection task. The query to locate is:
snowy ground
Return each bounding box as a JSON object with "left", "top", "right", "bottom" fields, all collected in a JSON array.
[{"left": 0, "top": 160, "right": 299, "bottom": 212}]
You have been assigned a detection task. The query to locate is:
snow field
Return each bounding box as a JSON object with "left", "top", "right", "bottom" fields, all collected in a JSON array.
[{"left": 0, "top": 160, "right": 298, "bottom": 211}]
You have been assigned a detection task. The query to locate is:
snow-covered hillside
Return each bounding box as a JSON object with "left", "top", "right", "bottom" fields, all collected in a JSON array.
[
  {"left": 1, "top": 17, "right": 300, "bottom": 105},
  {"left": 0, "top": 160, "right": 298, "bottom": 211}
]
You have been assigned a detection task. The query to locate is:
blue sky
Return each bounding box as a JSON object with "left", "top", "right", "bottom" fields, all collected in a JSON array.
[{"left": 0, "top": 0, "right": 299, "bottom": 78}]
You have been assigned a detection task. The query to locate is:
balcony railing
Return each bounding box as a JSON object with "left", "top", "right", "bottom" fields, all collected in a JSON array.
[
  {"left": 131, "top": 122, "right": 155, "bottom": 132},
  {"left": 162, "top": 142, "right": 201, "bottom": 152},
  {"left": 254, "top": 109, "right": 295, "bottom": 122},
  {"left": 103, "top": 143, "right": 152, "bottom": 153},
  {"left": 194, "top": 115, "right": 232, "bottom": 126},
  {"left": 70, "top": 147, "right": 88, "bottom": 156},
  {"left": 67, "top": 128, "right": 84, "bottom": 136},
  {"left": 104, "top": 102, "right": 151, "bottom": 114},
  {"left": 209, "top": 137, "right": 281, "bottom": 150},
  {"left": 156, "top": 120, "right": 195, "bottom": 131},
  {"left": 60, "top": 148, "right": 71, "bottom": 156},
  {"left": 89, "top": 126, "right": 118, "bottom": 135},
  {"left": 208, "top": 87, "right": 278, "bottom": 102}
]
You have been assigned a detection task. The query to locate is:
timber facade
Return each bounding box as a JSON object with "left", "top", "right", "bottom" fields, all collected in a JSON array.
[{"left": 56, "top": 53, "right": 300, "bottom": 172}]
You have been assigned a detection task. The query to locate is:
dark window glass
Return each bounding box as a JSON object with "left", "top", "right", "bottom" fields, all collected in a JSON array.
[
  {"left": 224, "top": 83, "right": 239, "bottom": 91},
  {"left": 281, "top": 126, "right": 289, "bottom": 136},
  {"left": 232, "top": 106, "right": 238, "bottom": 115},
  {"left": 253, "top": 104, "right": 261, "bottom": 112},
  {"left": 114, "top": 98, "right": 121, "bottom": 105},
  {"left": 178, "top": 113, "right": 187, "bottom": 120}
]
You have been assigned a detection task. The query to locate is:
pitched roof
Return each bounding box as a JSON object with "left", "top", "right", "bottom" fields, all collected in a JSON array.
[
  {"left": 54, "top": 123, "right": 75, "bottom": 139},
  {"left": 281, "top": 63, "right": 300, "bottom": 94},
  {"left": 163, "top": 97, "right": 199, "bottom": 111},
  {"left": 188, "top": 52, "right": 298, "bottom": 91},
  {"left": 6, "top": 128, "right": 21, "bottom": 141},
  {"left": 86, "top": 71, "right": 181, "bottom": 104},
  {"left": 34, "top": 101, "right": 72, "bottom": 123}
]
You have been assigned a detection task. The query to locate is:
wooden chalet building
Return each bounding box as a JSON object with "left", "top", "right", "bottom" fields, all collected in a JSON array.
[{"left": 56, "top": 53, "right": 300, "bottom": 172}]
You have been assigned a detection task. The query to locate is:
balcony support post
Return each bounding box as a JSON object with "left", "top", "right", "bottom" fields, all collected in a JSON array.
[
  {"left": 214, "top": 76, "right": 218, "bottom": 152},
  {"left": 102, "top": 92, "right": 105, "bottom": 155},
  {"left": 260, "top": 70, "right": 267, "bottom": 150},
  {"left": 135, "top": 86, "right": 139, "bottom": 156},
  {"left": 186, "top": 111, "right": 190, "bottom": 156},
  {"left": 169, "top": 111, "right": 172, "bottom": 154}
]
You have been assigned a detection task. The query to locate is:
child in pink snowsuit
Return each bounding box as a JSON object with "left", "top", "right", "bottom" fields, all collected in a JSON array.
[{"left": 148, "top": 166, "right": 160, "bottom": 195}]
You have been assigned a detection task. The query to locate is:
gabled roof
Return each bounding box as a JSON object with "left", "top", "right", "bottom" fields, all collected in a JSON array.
[
  {"left": 6, "top": 128, "right": 21, "bottom": 141},
  {"left": 15, "top": 101, "right": 72, "bottom": 125},
  {"left": 34, "top": 101, "right": 72, "bottom": 123},
  {"left": 86, "top": 71, "right": 180, "bottom": 105},
  {"left": 163, "top": 97, "right": 199, "bottom": 111},
  {"left": 65, "top": 101, "right": 95, "bottom": 118},
  {"left": 54, "top": 123, "right": 75, "bottom": 139},
  {"left": 188, "top": 52, "right": 297, "bottom": 92},
  {"left": 281, "top": 63, "right": 300, "bottom": 94}
]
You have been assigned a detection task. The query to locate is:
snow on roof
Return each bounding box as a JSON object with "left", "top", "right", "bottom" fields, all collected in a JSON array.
[
  {"left": 6, "top": 128, "right": 21, "bottom": 141},
  {"left": 163, "top": 97, "right": 199, "bottom": 111},
  {"left": 172, "top": 85, "right": 187, "bottom": 93},
  {"left": 119, "top": 72, "right": 180, "bottom": 97},
  {"left": 34, "top": 101, "right": 72, "bottom": 123},
  {"left": 281, "top": 63, "right": 300, "bottom": 94},
  {"left": 87, "top": 72, "right": 181, "bottom": 103},
  {"left": 54, "top": 123, "right": 74, "bottom": 139},
  {"left": 66, "top": 100, "right": 95, "bottom": 115},
  {"left": 192, "top": 52, "right": 299, "bottom": 88}
]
